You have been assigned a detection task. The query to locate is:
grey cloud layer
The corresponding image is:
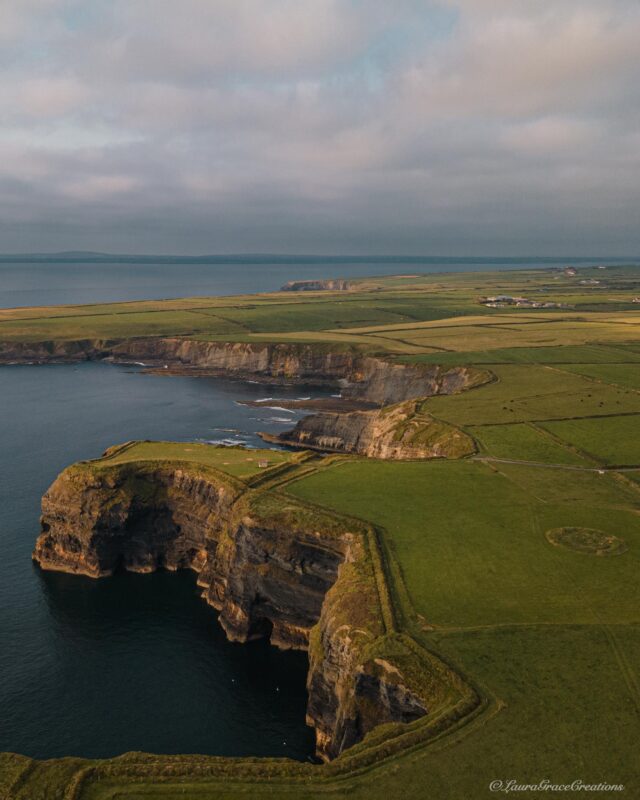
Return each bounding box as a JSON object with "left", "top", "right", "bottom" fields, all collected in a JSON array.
[{"left": 1, "top": 0, "right": 639, "bottom": 254}]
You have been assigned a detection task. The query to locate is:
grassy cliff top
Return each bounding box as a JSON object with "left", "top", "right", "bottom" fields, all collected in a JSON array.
[{"left": 96, "top": 440, "right": 298, "bottom": 480}]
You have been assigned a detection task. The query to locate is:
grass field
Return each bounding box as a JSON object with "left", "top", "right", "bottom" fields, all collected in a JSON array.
[
  {"left": 283, "top": 458, "right": 640, "bottom": 794},
  {"left": 100, "top": 441, "right": 297, "bottom": 479},
  {"left": 552, "top": 362, "right": 640, "bottom": 390},
  {"left": 468, "top": 422, "right": 588, "bottom": 465},
  {"left": 287, "top": 460, "right": 640, "bottom": 628},
  {"left": 17, "top": 627, "right": 631, "bottom": 800},
  {"left": 540, "top": 415, "right": 640, "bottom": 466},
  {"left": 0, "top": 265, "right": 638, "bottom": 348},
  {"left": 399, "top": 343, "right": 640, "bottom": 365},
  {"left": 1, "top": 264, "right": 639, "bottom": 799},
  {"left": 426, "top": 364, "right": 640, "bottom": 426}
]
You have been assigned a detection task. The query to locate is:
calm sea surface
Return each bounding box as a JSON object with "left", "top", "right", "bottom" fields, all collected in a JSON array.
[
  {"left": 0, "top": 256, "right": 632, "bottom": 761},
  {"left": 0, "top": 256, "right": 629, "bottom": 308},
  {"left": 0, "top": 363, "right": 328, "bottom": 760}
]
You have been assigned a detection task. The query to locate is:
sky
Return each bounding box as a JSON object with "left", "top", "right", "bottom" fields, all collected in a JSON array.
[{"left": 1, "top": 0, "right": 639, "bottom": 256}]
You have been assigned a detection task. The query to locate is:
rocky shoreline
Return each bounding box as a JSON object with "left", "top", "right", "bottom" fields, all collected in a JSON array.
[
  {"left": 0, "top": 338, "right": 486, "bottom": 399},
  {"left": 32, "top": 458, "right": 467, "bottom": 760},
  {"left": 0, "top": 338, "right": 489, "bottom": 459},
  {"left": 262, "top": 399, "right": 476, "bottom": 459},
  {"left": 14, "top": 335, "right": 485, "bottom": 761}
]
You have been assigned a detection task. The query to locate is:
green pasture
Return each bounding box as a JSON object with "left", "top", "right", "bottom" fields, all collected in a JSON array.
[
  {"left": 540, "top": 415, "right": 640, "bottom": 466},
  {"left": 400, "top": 343, "right": 640, "bottom": 366},
  {"left": 425, "top": 364, "right": 640, "bottom": 426},
  {"left": 0, "top": 264, "right": 638, "bottom": 351},
  {"left": 100, "top": 441, "right": 296, "bottom": 479},
  {"left": 468, "top": 422, "right": 588, "bottom": 465},
  {"left": 288, "top": 460, "right": 640, "bottom": 628},
  {"left": 555, "top": 362, "right": 640, "bottom": 390}
]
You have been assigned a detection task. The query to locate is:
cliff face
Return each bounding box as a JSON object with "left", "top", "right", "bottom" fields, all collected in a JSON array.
[
  {"left": 35, "top": 465, "right": 238, "bottom": 577},
  {"left": 0, "top": 338, "right": 111, "bottom": 364},
  {"left": 2, "top": 337, "right": 488, "bottom": 462},
  {"left": 0, "top": 337, "right": 488, "bottom": 404},
  {"left": 306, "top": 554, "right": 432, "bottom": 758},
  {"left": 272, "top": 400, "right": 476, "bottom": 460},
  {"left": 280, "top": 279, "right": 351, "bottom": 292},
  {"left": 111, "top": 338, "right": 360, "bottom": 384},
  {"left": 346, "top": 358, "right": 487, "bottom": 405},
  {"left": 113, "top": 340, "right": 486, "bottom": 406},
  {"left": 199, "top": 519, "right": 348, "bottom": 651},
  {"left": 34, "top": 459, "right": 456, "bottom": 760}
]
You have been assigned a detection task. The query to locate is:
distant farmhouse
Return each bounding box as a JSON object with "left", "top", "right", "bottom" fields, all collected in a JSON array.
[{"left": 479, "top": 294, "right": 567, "bottom": 309}]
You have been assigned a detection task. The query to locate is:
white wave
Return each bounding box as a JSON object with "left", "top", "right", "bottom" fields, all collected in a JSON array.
[
  {"left": 198, "top": 436, "right": 249, "bottom": 447},
  {"left": 264, "top": 406, "right": 295, "bottom": 413},
  {"left": 268, "top": 417, "right": 296, "bottom": 424},
  {"left": 331, "top": 394, "right": 342, "bottom": 398},
  {"left": 253, "top": 397, "right": 274, "bottom": 403},
  {"left": 296, "top": 396, "right": 311, "bottom": 401}
]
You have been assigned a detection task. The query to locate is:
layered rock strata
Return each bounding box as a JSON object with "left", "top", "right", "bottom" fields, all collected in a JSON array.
[
  {"left": 33, "top": 459, "right": 461, "bottom": 760},
  {"left": 0, "top": 337, "right": 486, "bottom": 403},
  {"left": 268, "top": 400, "right": 476, "bottom": 460},
  {"left": 1, "top": 338, "right": 488, "bottom": 460}
]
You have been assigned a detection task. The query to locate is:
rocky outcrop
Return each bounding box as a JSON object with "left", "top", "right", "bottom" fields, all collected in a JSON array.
[
  {"left": 344, "top": 358, "right": 487, "bottom": 405},
  {"left": 280, "top": 279, "right": 351, "bottom": 292},
  {"left": 34, "top": 458, "right": 466, "bottom": 760},
  {"left": 34, "top": 464, "right": 239, "bottom": 578},
  {"left": 269, "top": 400, "right": 475, "bottom": 460}
]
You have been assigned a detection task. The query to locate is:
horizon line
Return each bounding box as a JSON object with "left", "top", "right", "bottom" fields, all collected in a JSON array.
[{"left": 1, "top": 251, "right": 638, "bottom": 265}]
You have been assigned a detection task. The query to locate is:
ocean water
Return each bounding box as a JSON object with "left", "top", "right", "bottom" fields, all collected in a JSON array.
[
  {"left": 0, "top": 362, "right": 329, "bottom": 760},
  {"left": 0, "top": 256, "right": 629, "bottom": 308}
]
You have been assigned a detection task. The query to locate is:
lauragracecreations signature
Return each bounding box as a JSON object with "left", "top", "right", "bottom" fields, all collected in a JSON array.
[{"left": 489, "top": 779, "right": 625, "bottom": 794}]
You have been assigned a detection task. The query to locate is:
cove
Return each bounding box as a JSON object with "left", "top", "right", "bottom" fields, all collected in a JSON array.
[{"left": 0, "top": 362, "right": 325, "bottom": 760}]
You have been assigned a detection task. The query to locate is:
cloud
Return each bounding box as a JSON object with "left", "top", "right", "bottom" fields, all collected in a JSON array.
[{"left": 0, "top": 0, "right": 638, "bottom": 254}]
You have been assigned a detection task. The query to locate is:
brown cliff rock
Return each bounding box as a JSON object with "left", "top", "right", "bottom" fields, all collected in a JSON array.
[
  {"left": 33, "top": 457, "right": 469, "bottom": 761},
  {"left": 268, "top": 399, "right": 476, "bottom": 460},
  {"left": 280, "top": 279, "right": 352, "bottom": 292}
]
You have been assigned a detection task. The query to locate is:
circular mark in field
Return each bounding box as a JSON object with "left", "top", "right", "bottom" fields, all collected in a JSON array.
[{"left": 545, "top": 527, "right": 627, "bottom": 556}]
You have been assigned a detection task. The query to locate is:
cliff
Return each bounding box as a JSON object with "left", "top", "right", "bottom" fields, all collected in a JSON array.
[
  {"left": 343, "top": 358, "right": 487, "bottom": 405},
  {"left": 33, "top": 456, "right": 467, "bottom": 761},
  {"left": 1, "top": 337, "right": 488, "bottom": 462},
  {"left": 0, "top": 338, "right": 112, "bottom": 364},
  {"left": 269, "top": 400, "right": 475, "bottom": 460},
  {"left": 0, "top": 337, "right": 488, "bottom": 403},
  {"left": 280, "top": 279, "right": 351, "bottom": 292}
]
